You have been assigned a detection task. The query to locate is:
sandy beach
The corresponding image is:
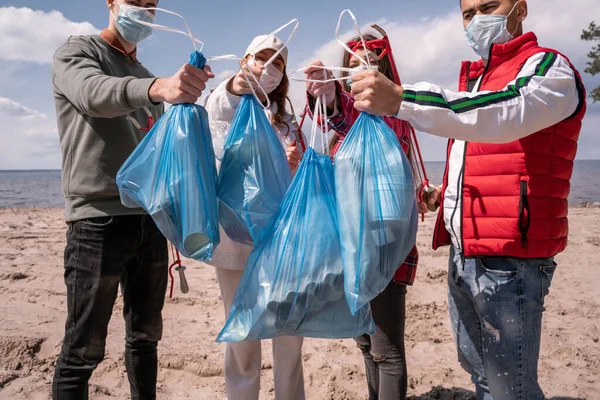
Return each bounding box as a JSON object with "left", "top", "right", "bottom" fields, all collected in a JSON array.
[{"left": 0, "top": 207, "right": 598, "bottom": 400}]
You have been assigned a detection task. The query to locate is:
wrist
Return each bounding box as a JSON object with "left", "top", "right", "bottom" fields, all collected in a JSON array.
[
  {"left": 392, "top": 84, "right": 404, "bottom": 115},
  {"left": 149, "top": 79, "right": 165, "bottom": 103},
  {"left": 326, "top": 93, "right": 336, "bottom": 110},
  {"left": 226, "top": 77, "right": 241, "bottom": 97},
  {"left": 326, "top": 96, "right": 339, "bottom": 118}
]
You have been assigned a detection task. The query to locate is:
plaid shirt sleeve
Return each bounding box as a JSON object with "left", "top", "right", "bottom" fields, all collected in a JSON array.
[
  {"left": 327, "top": 84, "right": 360, "bottom": 135},
  {"left": 393, "top": 245, "right": 419, "bottom": 286},
  {"left": 389, "top": 117, "right": 411, "bottom": 154}
]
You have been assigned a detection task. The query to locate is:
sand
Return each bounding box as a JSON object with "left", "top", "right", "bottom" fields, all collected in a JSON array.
[{"left": 0, "top": 207, "right": 598, "bottom": 400}]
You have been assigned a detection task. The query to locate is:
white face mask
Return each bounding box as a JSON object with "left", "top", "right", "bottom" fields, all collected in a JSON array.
[
  {"left": 248, "top": 58, "right": 284, "bottom": 95},
  {"left": 465, "top": 1, "right": 521, "bottom": 59}
]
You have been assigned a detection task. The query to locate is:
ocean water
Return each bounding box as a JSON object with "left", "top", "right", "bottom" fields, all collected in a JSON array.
[
  {"left": 0, "top": 161, "right": 599, "bottom": 208},
  {"left": 0, "top": 170, "right": 63, "bottom": 208}
]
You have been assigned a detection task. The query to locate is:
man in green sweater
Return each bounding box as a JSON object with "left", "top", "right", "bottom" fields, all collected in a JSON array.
[{"left": 51, "top": 1, "right": 213, "bottom": 398}]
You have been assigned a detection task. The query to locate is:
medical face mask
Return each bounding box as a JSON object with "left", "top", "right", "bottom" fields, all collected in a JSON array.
[
  {"left": 465, "top": 1, "right": 520, "bottom": 59},
  {"left": 112, "top": 2, "right": 155, "bottom": 44},
  {"left": 249, "top": 59, "right": 284, "bottom": 95},
  {"left": 346, "top": 65, "right": 371, "bottom": 91}
]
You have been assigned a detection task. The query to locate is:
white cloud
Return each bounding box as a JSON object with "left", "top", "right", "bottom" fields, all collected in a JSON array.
[
  {"left": 0, "top": 7, "right": 99, "bottom": 64},
  {"left": 23, "top": 126, "right": 58, "bottom": 137},
  {"left": 0, "top": 97, "right": 59, "bottom": 169},
  {"left": 0, "top": 97, "right": 47, "bottom": 120},
  {"left": 217, "top": 69, "right": 236, "bottom": 82},
  {"left": 291, "top": 0, "right": 600, "bottom": 161}
]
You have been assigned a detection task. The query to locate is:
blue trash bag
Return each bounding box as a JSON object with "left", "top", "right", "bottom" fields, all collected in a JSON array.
[
  {"left": 217, "top": 95, "right": 292, "bottom": 246},
  {"left": 217, "top": 148, "right": 375, "bottom": 342},
  {"left": 117, "top": 51, "right": 220, "bottom": 261},
  {"left": 334, "top": 113, "right": 418, "bottom": 314}
]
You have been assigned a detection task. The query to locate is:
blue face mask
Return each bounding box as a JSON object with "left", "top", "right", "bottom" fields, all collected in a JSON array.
[
  {"left": 112, "top": 3, "right": 155, "bottom": 44},
  {"left": 465, "top": 2, "right": 520, "bottom": 59}
]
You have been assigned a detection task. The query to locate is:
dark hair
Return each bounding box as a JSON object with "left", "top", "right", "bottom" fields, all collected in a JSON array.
[
  {"left": 460, "top": 0, "right": 519, "bottom": 10},
  {"left": 268, "top": 67, "right": 290, "bottom": 129}
]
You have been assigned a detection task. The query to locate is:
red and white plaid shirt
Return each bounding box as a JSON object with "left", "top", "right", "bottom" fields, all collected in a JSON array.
[{"left": 306, "top": 84, "right": 419, "bottom": 286}]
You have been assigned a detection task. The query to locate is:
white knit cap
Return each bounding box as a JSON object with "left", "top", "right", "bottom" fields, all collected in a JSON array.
[{"left": 244, "top": 35, "right": 288, "bottom": 65}]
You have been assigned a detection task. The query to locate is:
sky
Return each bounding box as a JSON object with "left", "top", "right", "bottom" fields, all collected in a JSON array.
[{"left": 0, "top": 0, "right": 599, "bottom": 169}]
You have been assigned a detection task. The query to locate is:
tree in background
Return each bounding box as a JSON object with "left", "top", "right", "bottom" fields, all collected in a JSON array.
[{"left": 581, "top": 21, "right": 600, "bottom": 102}]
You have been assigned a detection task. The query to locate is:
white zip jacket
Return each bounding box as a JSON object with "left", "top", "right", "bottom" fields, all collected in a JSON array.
[{"left": 397, "top": 52, "right": 580, "bottom": 249}]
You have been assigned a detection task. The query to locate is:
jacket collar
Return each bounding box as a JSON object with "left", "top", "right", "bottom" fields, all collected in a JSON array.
[{"left": 461, "top": 31, "right": 539, "bottom": 83}]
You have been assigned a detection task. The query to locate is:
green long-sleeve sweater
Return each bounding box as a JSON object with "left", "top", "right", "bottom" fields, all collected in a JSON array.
[{"left": 52, "top": 34, "right": 163, "bottom": 221}]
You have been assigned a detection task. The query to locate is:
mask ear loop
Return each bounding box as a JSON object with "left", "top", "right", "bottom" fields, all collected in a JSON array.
[
  {"left": 308, "top": 95, "right": 330, "bottom": 156},
  {"left": 290, "top": 10, "right": 375, "bottom": 84},
  {"left": 123, "top": 7, "right": 246, "bottom": 63},
  {"left": 239, "top": 59, "right": 272, "bottom": 110},
  {"left": 248, "top": 19, "right": 300, "bottom": 69},
  {"left": 289, "top": 65, "right": 358, "bottom": 83},
  {"left": 321, "top": 95, "right": 331, "bottom": 157},
  {"left": 508, "top": 1, "right": 523, "bottom": 36},
  {"left": 189, "top": 53, "right": 272, "bottom": 110},
  {"left": 336, "top": 9, "right": 372, "bottom": 70},
  {"left": 309, "top": 95, "right": 321, "bottom": 150},
  {"left": 123, "top": 7, "right": 204, "bottom": 51},
  {"left": 207, "top": 54, "right": 239, "bottom": 62},
  {"left": 320, "top": 95, "right": 329, "bottom": 156}
]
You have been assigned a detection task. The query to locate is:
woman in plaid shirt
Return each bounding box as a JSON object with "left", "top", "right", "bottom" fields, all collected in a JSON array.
[{"left": 305, "top": 33, "right": 418, "bottom": 400}]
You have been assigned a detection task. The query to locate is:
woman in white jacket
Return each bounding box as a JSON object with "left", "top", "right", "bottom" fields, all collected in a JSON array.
[{"left": 205, "top": 35, "right": 306, "bottom": 400}]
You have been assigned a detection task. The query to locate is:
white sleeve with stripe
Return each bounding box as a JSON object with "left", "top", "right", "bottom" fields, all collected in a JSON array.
[{"left": 397, "top": 52, "right": 581, "bottom": 144}]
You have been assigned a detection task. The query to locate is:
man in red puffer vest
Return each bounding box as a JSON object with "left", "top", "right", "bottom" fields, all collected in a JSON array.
[{"left": 346, "top": 0, "right": 586, "bottom": 399}]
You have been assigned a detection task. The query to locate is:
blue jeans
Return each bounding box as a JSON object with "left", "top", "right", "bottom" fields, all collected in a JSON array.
[
  {"left": 448, "top": 246, "right": 557, "bottom": 400},
  {"left": 52, "top": 215, "right": 168, "bottom": 400}
]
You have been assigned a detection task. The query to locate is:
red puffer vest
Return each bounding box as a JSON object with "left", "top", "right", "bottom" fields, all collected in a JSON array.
[{"left": 432, "top": 32, "right": 587, "bottom": 258}]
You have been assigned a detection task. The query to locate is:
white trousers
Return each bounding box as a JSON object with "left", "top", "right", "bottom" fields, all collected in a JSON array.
[{"left": 216, "top": 267, "right": 306, "bottom": 400}]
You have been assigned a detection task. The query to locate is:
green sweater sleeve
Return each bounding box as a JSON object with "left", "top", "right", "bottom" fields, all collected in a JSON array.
[{"left": 52, "top": 37, "right": 156, "bottom": 119}]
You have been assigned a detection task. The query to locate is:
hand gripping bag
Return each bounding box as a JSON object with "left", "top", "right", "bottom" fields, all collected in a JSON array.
[
  {"left": 217, "top": 95, "right": 292, "bottom": 246},
  {"left": 217, "top": 147, "right": 375, "bottom": 342},
  {"left": 334, "top": 112, "right": 418, "bottom": 314},
  {"left": 117, "top": 51, "right": 220, "bottom": 261}
]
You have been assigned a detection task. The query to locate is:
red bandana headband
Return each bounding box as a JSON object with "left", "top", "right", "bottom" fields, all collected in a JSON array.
[{"left": 346, "top": 36, "right": 401, "bottom": 85}]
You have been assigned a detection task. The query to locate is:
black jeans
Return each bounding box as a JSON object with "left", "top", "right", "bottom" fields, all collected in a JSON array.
[
  {"left": 52, "top": 215, "right": 168, "bottom": 400},
  {"left": 355, "top": 281, "right": 408, "bottom": 400}
]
